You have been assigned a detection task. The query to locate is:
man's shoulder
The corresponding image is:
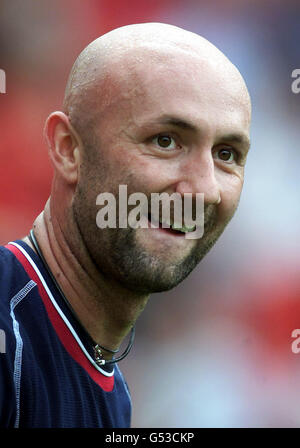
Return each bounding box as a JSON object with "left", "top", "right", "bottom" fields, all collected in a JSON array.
[
  {"left": 0, "top": 241, "right": 31, "bottom": 277},
  {"left": 0, "top": 243, "right": 12, "bottom": 262},
  {"left": 0, "top": 243, "right": 33, "bottom": 321},
  {"left": 0, "top": 243, "right": 18, "bottom": 271}
]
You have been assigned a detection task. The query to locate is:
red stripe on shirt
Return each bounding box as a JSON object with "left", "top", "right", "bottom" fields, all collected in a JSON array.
[{"left": 5, "top": 243, "right": 114, "bottom": 392}]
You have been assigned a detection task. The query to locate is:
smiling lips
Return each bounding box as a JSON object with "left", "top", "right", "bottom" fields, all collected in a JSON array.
[{"left": 147, "top": 213, "right": 196, "bottom": 235}]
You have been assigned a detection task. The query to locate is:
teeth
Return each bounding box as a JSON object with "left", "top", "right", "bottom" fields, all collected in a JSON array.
[
  {"left": 172, "top": 223, "right": 196, "bottom": 233},
  {"left": 158, "top": 217, "right": 195, "bottom": 233}
]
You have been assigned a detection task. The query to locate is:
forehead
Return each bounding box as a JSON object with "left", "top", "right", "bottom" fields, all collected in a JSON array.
[{"left": 100, "top": 47, "right": 251, "bottom": 136}]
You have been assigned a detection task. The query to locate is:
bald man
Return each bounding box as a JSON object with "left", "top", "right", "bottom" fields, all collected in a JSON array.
[{"left": 0, "top": 23, "right": 251, "bottom": 428}]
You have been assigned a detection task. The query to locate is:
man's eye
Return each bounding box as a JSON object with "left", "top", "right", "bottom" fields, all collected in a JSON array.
[
  {"left": 152, "top": 134, "right": 177, "bottom": 150},
  {"left": 214, "top": 148, "right": 236, "bottom": 163}
]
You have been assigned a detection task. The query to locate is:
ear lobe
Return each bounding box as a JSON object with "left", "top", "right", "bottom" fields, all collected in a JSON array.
[{"left": 45, "top": 111, "right": 81, "bottom": 184}]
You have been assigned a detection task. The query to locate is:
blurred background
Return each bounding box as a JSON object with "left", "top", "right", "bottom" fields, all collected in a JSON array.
[{"left": 1, "top": 0, "right": 300, "bottom": 427}]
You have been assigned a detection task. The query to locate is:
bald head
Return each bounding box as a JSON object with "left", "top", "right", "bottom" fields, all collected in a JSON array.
[
  {"left": 46, "top": 23, "right": 252, "bottom": 294},
  {"left": 63, "top": 23, "right": 251, "bottom": 145}
]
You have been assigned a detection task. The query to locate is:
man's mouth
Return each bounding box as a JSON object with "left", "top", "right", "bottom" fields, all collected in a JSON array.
[{"left": 147, "top": 213, "right": 196, "bottom": 235}]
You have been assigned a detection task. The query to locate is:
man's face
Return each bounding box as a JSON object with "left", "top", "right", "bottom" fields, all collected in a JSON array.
[{"left": 72, "top": 50, "right": 251, "bottom": 294}]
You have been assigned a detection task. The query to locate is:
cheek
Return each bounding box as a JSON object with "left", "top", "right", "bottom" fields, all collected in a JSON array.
[
  {"left": 219, "top": 175, "right": 244, "bottom": 217},
  {"left": 109, "top": 148, "right": 164, "bottom": 191}
]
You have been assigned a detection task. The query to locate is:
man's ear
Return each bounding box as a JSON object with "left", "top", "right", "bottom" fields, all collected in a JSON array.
[{"left": 44, "top": 111, "right": 81, "bottom": 184}]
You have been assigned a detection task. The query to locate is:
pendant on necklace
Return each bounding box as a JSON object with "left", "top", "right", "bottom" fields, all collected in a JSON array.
[{"left": 93, "top": 344, "right": 104, "bottom": 365}]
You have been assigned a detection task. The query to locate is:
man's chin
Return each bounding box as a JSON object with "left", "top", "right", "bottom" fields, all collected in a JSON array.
[
  {"left": 112, "top": 246, "right": 202, "bottom": 294},
  {"left": 97, "top": 224, "right": 222, "bottom": 294}
]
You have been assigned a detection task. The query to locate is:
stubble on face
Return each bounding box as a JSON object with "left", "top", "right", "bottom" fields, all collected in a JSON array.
[
  {"left": 102, "top": 206, "right": 230, "bottom": 294},
  {"left": 72, "top": 139, "right": 237, "bottom": 294},
  {"left": 68, "top": 24, "right": 250, "bottom": 295}
]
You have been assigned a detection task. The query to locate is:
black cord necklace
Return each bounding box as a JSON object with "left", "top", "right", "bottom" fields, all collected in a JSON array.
[{"left": 28, "top": 229, "right": 135, "bottom": 366}]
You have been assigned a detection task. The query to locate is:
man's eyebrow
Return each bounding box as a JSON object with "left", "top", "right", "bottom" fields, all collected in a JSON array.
[
  {"left": 159, "top": 116, "right": 198, "bottom": 132},
  {"left": 157, "top": 116, "right": 251, "bottom": 150},
  {"left": 220, "top": 133, "right": 251, "bottom": 150}
]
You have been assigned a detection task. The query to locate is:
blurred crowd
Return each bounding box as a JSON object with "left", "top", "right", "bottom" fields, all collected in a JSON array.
[{"left": 1, "top": 0, "right": 299, "bottom": 427}]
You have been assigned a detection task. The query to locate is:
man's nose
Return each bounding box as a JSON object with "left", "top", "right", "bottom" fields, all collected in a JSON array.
[{"left": 175, "top": 151, "right": 221, "bottom": 205}]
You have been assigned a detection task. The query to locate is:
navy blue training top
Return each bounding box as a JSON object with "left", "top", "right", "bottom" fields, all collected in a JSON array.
[{"left": 0, "top": 240, "right": 131, "bottom": 428}]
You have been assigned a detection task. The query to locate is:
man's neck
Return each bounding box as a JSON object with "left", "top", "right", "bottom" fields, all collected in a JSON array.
[{"left": 22, "top": 200, "right": 149, "bottom": 357}]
